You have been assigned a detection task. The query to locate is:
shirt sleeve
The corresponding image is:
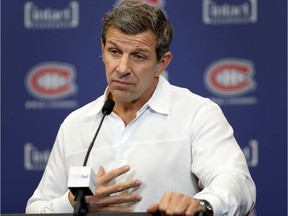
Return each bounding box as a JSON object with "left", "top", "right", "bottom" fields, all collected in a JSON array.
[
  {"left": 25, "top": 125, "right": 74, "bottom": 213},
  {"left": 191, "top": 102, "right": 256, "bottom": 216}
]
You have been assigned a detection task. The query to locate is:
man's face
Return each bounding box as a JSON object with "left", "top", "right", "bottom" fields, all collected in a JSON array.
[{"left": 102, "top": 27, "right": 169, "bottom": 104}]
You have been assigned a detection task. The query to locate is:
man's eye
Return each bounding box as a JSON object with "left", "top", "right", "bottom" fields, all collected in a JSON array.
[
  {"left": 133, "top": 54, "right": 146, "bottom": 61},
  {"left": 109, "top": 49, "right": 120, "bottom": 56}
]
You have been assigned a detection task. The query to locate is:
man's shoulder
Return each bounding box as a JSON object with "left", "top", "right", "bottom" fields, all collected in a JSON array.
[
  {"left": 159, "top": 77, "right": 219, "bottom": 111},
  {"left": 64, "top": 96, "right": 104, "bottom": 122},
  {"left": 169, "top": 83, "right": 216, "bottom": 107}
]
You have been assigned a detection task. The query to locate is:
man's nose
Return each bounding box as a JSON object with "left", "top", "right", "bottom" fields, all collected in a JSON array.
[{"left": 116, "top": 55, "right": 131, "bottom": 75}]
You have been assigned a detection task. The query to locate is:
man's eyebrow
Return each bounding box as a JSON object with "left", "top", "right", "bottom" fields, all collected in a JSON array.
[
  {"left": 106, "top": 41, "right": 150, "bottom": 53},
  {"left": 106, "top": 41, "right": 118, "bottom": 47}
]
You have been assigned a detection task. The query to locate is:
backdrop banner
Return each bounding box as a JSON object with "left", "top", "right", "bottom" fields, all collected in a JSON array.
[{"left": 1, "top": 1, "right": 287, "bottom": 215}]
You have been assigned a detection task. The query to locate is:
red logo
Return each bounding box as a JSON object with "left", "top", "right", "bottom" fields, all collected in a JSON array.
[
  {"left": 204, "top": 59, "right": 256, "bottom": 96},
  {"left": 26, "top": 62, "right": 77, "bottom": 100}
]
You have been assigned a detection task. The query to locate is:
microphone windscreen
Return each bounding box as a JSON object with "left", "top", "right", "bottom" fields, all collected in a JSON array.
[
  {"left": 102, "top": 99, "right": 115, "bottom": 115},
  {"left": 68, "top": 166, "right": 96, "bottom": 196}
]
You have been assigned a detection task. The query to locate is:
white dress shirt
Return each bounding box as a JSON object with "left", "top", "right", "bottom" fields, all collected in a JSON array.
[{"left": 26, "top": 75, "right": 256, "bottom": 215}]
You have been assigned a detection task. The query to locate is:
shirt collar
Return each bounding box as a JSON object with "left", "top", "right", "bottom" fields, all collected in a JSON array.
[
  {"left": 146, "top": 75, "right": 170, "bottom": 115},
  {"left": 83, "top": 90, "right": 110, "bottom": 118},
  {"left": 84, "top": 75, "right": 170, "bottom": 118}
]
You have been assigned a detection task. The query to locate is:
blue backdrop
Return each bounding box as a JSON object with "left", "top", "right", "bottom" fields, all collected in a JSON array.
[{"left": 1, "top": 1, "right": 287, "bottom": 215}]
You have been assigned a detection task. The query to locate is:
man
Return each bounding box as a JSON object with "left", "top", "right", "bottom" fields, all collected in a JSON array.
[{"left": 26, "top": 1, "right": 256, "bottom": 215}]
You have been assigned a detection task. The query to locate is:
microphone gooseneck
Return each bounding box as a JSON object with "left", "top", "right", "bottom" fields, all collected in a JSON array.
[
  {"left": 74, "top": 99, "right": 115, "bottom": 216},
  {"left": 83, "top": 99, "right": 115, "bottom": 166}
]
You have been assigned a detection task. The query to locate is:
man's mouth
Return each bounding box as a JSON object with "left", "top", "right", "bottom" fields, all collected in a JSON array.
[{"left": 112, "top": 80, "right": 134, "bottom": 89}]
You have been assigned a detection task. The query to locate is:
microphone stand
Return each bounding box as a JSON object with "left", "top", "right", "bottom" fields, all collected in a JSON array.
[
  {"left": 73, "top": 112, "right": 106, "bottom": 215},
  {"left": 73, "top": 99, "right": 115, "bottom": 216},
  {"left": 74, "top": 190, "right": 89, "bottom": 215}
]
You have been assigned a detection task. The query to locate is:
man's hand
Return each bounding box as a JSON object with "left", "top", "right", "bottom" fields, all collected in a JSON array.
[
  {"left": 69, "top": 165, "right": 142, "bottom": 212},
  {"left": 147, "top": 192, "right": 206, "bottom": 216}
]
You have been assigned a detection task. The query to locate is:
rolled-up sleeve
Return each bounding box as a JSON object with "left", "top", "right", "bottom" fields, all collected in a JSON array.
[{"left": 191, "top": 103, "right": 256, "bottom": 216}]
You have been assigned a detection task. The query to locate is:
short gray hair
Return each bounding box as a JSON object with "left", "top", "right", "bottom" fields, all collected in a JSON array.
[{"left": 101, "top": 1, "right": 173, "bottom": 61}]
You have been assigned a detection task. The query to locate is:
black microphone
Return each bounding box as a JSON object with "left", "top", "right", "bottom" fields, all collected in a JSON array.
[
  {"left": 68, "top": 99, "right": 115, "bottom": 215},
  {"left": 101, "top": 98, "right": 115, "bottom": 115},
  {"left": 83, "top": 99, "right": 115, "bottom": 166}
]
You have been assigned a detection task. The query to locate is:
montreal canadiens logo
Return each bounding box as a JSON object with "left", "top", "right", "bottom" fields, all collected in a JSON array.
[
  {"left": 25, "top": 62, "right": 77, "bottom": 100},
  {"left": 204, "top": 59, "right": 256, "bottom": 97}
]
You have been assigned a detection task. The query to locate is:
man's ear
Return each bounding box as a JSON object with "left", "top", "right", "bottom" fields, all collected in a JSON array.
[
  {"left": 155, "top": 51, "right": 172, "bottom": 77},
  {"left": 101, "top": 38, "right": 105, "bottom": 51},
  {"left": 101, "top": 38, "right": 105, "bottom": 61}
]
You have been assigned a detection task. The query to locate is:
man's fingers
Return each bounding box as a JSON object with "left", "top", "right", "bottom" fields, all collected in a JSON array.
[
  {"left": 88, "top": 193, "right": 142, "bottom": 211},
  {"left": 186, "top": 202, "right": 205, "bottom": 216},
  {"left": 85, "top": 165, "right": 143, "bottom": 213},
  {"left": 112, "top": 179, "right": 142, "bottom": 193},
  {"left": 166, "top": 193, "right": 188, "bottom": 215},
  {"left": 158, "top": 191, "right": 172, "bottom": 211},
  {"left": 147, "top": 203, "right": 159, "bottom": 213},
  {"left": 96, "top": 166, "right": 105, "bottom": 177},
  {"left": 96, "top": 179, "right": 141, "bottom": 197},
  {"left": 149, "top": 192, "right": 205, "bottom": 216},
  {"left": 98, "top": 165, "right": 130, "bottom": 184}
]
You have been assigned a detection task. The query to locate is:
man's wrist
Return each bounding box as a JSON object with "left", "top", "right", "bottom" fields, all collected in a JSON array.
[
  {"left": 197, "top": 199, "right": 214, "bottom": 216},
  {"left": 68, "top": 191, "right": 75, "bottom": 208}
]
